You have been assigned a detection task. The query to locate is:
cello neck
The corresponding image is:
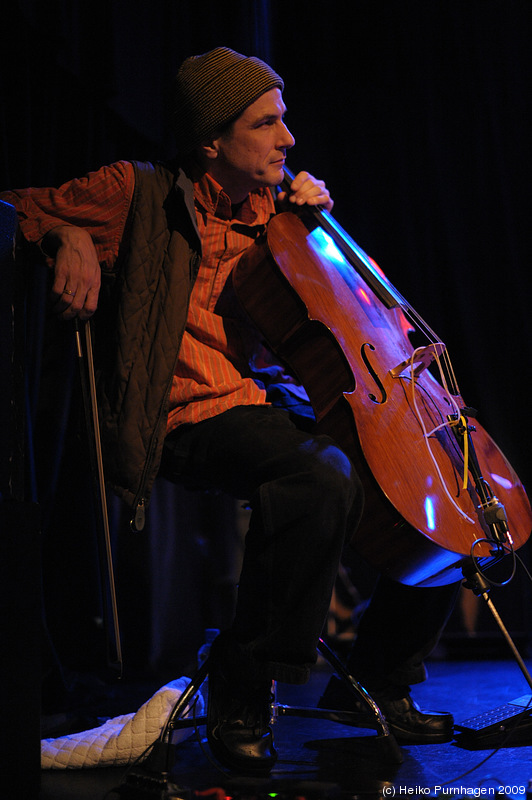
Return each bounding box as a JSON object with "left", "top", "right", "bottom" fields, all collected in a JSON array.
[{"left": 281, "top": 166, "right": 403, "bottom": 310}]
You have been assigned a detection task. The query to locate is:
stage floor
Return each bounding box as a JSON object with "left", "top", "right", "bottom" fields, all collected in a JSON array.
[{"left": 39, "top": 657, "right": 532, "bottom": 799}]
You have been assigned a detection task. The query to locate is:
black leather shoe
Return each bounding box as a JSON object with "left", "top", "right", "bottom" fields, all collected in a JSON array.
[
  {"left": 207, "top": 659, "right": 277, "bottom": 773},
  {"left": 318, "top": 674, "right": 454, "bottom": 744}
]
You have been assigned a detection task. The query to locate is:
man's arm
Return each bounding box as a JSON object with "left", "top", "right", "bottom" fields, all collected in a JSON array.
[
  {"left": 41, "top": 225, "right": 102, "bottom": 321},
  {"left": 1, "top": 160, "right": 135, "bottom": 320}
]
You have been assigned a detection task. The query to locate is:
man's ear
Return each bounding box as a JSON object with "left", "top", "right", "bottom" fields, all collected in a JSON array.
[{"left": 198, "top": 139, "right": 220, "bottom": 161}]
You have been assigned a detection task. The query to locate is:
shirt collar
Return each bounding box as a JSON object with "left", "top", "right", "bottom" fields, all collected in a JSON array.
[{"left": 183, "top": 157, "right": 275, "bottom": 225}]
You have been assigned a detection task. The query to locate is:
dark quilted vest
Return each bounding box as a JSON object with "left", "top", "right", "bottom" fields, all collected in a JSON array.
[{"left": 94, "top": 161, "right": 201, "bottom": 523}]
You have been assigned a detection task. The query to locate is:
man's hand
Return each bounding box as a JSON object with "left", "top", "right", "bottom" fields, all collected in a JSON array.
[
  {"left": 43, "top": 225, "right": 101, "bottom": 320},
  {"left": 277, "top": 171, "right": 334, "bottom": 212}
]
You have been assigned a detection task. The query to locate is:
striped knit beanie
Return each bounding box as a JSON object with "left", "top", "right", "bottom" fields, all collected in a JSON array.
[{"left": 172, "top": 47, "right": 284, "bottom": 155}]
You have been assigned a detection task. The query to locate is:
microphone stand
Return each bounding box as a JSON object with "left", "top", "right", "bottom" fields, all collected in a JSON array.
[
  {"left": 462, "top": 563, "right": 532, "bottom": 694},
  {"left": 452, "top": 409, "right": 532, "bottom": 734}
]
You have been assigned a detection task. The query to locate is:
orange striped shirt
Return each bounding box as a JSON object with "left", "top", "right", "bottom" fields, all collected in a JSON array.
[
  {"left": 2, "top": 160, "right": 277, "bottom": 432},
  {"left": 166, "top": 168, "right": 275, "bottom": 432}
]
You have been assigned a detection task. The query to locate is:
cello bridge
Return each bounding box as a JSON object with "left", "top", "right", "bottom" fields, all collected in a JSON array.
[{"left": 390, "top": 343, "right": 446, "bottom": 379}]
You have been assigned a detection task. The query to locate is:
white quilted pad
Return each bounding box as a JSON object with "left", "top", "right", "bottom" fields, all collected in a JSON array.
[{"left": 41, "top": 677, "right": 204, "bottom": 769}]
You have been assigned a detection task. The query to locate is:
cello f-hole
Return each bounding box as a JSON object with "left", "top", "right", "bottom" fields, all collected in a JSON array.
[{"left": 361, "top": 342, "right": 387, "bottom": 404}]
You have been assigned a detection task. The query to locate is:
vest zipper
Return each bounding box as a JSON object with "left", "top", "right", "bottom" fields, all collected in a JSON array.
[
  {"left": 131, "top": 497, "right": 146, "bottom": 532},
  {"left": 130, "top": 432, "right": 159, "bottom": 532}
]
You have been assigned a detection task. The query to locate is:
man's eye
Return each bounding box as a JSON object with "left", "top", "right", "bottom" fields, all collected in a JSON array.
[{"left": 255, "top": 116, "right": 284, "bottom": 129}]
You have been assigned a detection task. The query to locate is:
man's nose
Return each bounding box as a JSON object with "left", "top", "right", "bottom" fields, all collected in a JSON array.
[{"left": 279, "top": 122, "right": 295, "bottom": 149}]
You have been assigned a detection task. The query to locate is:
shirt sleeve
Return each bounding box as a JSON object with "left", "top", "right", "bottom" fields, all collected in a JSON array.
[{"left": 0, "top": 160, "right": 135, "bottom": 271}]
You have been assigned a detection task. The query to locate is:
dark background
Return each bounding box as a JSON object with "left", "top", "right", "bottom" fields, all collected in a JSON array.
[{"left": 1, "top": 0, "right": 531, "bottom": 690}]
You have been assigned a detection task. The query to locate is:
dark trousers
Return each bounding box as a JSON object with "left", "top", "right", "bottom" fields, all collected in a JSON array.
[
  {"left": 347, "top": 575, "right": 459, "bottom": 688},
  {"left": 160, "top": 405, "right": 458, "bottom": 688}
]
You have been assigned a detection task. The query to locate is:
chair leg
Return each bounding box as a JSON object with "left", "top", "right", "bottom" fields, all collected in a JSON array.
[
  {"left": 317, "top": 637, "right": 387, "bottom": 727},
  {"left": 317, "top": 637, "right": 403, "bottom": 762},
  {"left": 272, "top": 638, "right": 403, "bottom": 764}
]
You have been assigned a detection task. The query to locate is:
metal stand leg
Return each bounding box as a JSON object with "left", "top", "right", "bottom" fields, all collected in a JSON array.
[
  {"left": 274, "top": 638, "right": 403, "bottom": 764},
  {"left": 462, "top": 564, "right": 532, "bottom": 692},
  {"left": 449, "top": 562, "right": 532, "bottom": 740},
  {"left": 123, "top": 659, "right": 209, "bottom": 793}
]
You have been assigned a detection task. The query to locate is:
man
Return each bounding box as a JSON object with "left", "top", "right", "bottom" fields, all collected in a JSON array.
[{"left": 1, "top": 47, "right": 456, "bottom": 774}]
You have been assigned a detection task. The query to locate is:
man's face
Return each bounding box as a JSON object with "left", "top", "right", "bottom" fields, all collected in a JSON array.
[{"left": 207, "top": 88, "right": 295, "bottom": 202}]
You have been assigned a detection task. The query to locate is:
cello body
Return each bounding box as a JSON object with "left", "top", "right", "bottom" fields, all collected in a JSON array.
[{"left": 233, "top": 211, "right": 532, "bottom": 587}]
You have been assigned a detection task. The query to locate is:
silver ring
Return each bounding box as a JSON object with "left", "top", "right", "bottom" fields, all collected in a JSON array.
[{"left": 63, "top": 288, "right": 75, "bottom": 296}]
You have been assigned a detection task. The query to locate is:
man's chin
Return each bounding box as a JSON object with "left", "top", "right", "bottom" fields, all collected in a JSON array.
[{"left": 263, "top": 163, "right": 286, "bottom": 186}]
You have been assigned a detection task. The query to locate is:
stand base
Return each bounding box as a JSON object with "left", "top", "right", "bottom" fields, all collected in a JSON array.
[{"left": 119, "top": 638, "right": 402, "bottom": 795}]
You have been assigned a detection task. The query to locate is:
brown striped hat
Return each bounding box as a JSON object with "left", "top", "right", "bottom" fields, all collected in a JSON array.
[{"left": 172, "top": 47, "right": 284, "bottom": 155}]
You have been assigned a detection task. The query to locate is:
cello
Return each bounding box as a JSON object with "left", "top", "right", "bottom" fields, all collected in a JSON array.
[{"left": 233, "top": 167, "right": 532, "bottom": 588}]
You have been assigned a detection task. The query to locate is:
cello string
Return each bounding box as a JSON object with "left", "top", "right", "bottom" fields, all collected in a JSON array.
[
  {"left": 287, "top": 168, "right": 473, "bottom": 510},
  {"left": 408, "top": 345, "right": 476, "bottom": 525},
  {"left": 400, "top": 302, "right": 461, "bottom": 396},
  {"left": 287, "top": 163, "right": 463, "bottom": 399}
]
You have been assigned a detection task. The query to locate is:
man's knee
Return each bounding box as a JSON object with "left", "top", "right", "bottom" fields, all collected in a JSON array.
[{"left": 302, "top": 437, "right": 364, "bottom": 515}]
